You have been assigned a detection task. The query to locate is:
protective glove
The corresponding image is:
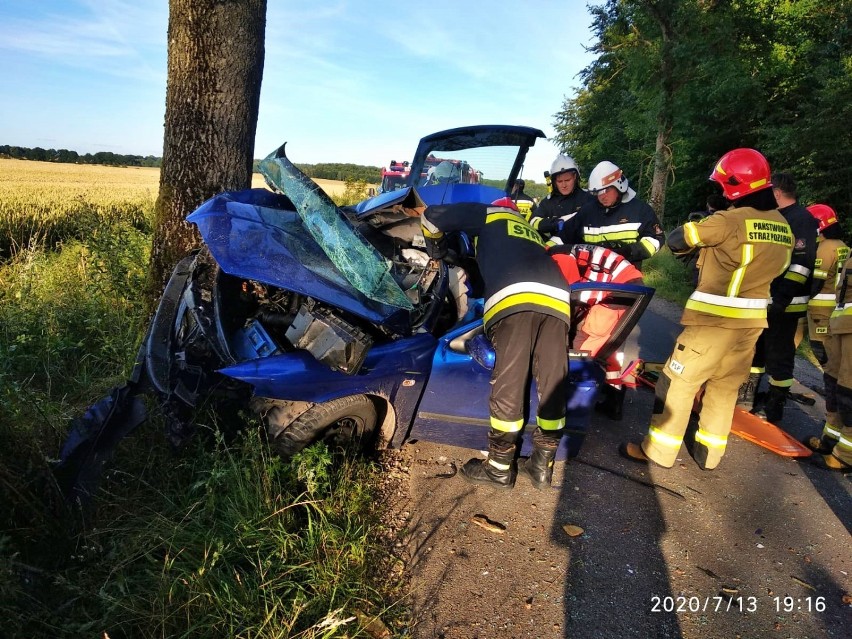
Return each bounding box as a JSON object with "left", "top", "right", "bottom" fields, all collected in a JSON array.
[
  {"left": 546, "top": 243, "right": 575, "bottom": 256},
  {"left": 425, "top": 237, "right": 448, "bottom": 261},
  {"left": 767, "top": 296, "right": 791, "bottom": 318},
  {"left": 536, "top": 217, "right": 560, "bottom": 235},
  {"left": 673, "top": 248, "right": 698, "bottom": 265}
]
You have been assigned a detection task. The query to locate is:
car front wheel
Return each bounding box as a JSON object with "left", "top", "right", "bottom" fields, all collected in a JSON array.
[{"left": 265, "top": 394, "right": 378, "bottom": 458}]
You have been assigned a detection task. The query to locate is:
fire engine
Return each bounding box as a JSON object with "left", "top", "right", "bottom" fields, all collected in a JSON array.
[{"left": 379, "top": 155, "right": 481, "bottom": 193}]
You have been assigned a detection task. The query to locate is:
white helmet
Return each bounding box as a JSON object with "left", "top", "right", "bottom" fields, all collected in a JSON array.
[
  {"left": 588, "top": 160, "right": 635, "bottom": 201},
  {"left": 550, "top": 154, "right": 579, "bottom": 178}
]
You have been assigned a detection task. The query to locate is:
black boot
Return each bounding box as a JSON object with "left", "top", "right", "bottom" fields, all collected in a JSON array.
[
  {"left": 804, "top": 435, "right": 836, "bottom": 455},
  {"left": 519, "top": 428, "right": 563, "bottom": 490},
  {"left": 595, "top": 385, "right": 625, "bottom": 421},
  {"left": 755, "top": 385, "right": 788, "bottom": 424},
  {"left": 736, "top": 372, "right": 762, "bottom": 411},
  {"left": 461, "top": 431, "right": 518, "bottom": 489}
]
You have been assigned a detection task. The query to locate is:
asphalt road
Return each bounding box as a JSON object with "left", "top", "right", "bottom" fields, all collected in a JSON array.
[{"left": 399, "top": 296, "right": 852, "bottom": 639}]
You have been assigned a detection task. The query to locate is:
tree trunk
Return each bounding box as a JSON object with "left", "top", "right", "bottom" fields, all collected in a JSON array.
[
  {"left": 649, "top": 123, "right": 671, "bottom": 224},
  {"left": 644, "top": 0, "right": 675, "bottom": 226},
  {"left": 148, "top": 0, "right": 267, "bottom": 301}
]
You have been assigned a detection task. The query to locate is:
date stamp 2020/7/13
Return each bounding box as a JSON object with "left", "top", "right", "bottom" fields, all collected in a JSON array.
[{"left": 650, "top": 595, "right": 828, "bottom": 614}]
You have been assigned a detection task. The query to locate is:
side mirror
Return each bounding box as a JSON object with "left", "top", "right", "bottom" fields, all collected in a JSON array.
[{"left": 467, "top": 334, "right": 495, "bottom": 370}]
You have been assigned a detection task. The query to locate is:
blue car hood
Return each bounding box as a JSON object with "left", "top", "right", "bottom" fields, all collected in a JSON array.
[{"left": 188, "top": 186, "right": 412, "bottom": 334}]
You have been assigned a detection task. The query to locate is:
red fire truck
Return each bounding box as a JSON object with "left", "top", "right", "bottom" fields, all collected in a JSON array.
[{"left": 379, "top": 155, "right": 481, "bottom": 193}]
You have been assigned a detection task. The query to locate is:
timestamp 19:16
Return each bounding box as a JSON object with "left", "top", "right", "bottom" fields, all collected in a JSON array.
[
  {"left": 650, "top": 595, "right": 758, "bottom": 613},
  {"left": 774, "top": 596, "right": 826, "bottom": 612}
]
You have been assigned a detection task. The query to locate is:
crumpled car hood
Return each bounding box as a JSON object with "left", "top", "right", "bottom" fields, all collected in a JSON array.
[{"left": 188, "top": 187, "right": 411, "bottom": 332}]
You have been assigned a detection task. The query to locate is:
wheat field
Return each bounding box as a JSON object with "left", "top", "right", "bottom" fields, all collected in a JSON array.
[
  {"left": 0, "top": 159, "right": 353, "bottom": 257},
  {"left": 0, "top": 158, "right": 348, "bottom": 200}
]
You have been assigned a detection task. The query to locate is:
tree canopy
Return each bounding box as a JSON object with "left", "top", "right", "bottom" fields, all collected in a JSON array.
[{"left": 553, "top": 0, "right": 852, "bottom": 238}]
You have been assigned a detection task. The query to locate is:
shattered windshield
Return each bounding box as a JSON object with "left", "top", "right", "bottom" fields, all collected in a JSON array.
[{"left": 258, "top": 146, "right": 413, "bottom": 310}]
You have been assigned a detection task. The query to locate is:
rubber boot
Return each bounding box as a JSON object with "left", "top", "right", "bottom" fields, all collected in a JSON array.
[
  {"left": 519, "top": 428, "right": 563, "bottom": 490},
  {"left": 755, "top": 385, "right": 788, "bottom": 424},
  {"left": 461, "top": 430, "right": 518, "bottom": 489},
  {"left": 736, "top": 373, "right": 762, "bottom": 411},
  {"left": 595, "top": 384, "right": 625, "bottom": 421}
]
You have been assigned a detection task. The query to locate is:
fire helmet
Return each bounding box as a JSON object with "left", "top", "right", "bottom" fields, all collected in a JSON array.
[
  {"left": 806, "top": 204, "right": 839, "bottom": 233},
  {"left": 491, "top": 196, "right": 519, "bottom": 211},
  {"left": 709, "top": 148, "right": 772, "bottom": 200},
  {"left": 550, "top": 154, "right": 579, "bottom": 179},
  {"left": 588, "top": 161, "right": 629, "bottom": 195}
]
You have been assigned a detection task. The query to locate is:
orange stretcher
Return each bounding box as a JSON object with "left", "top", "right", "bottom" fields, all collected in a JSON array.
[{"left": 632, "top": 361, "right": 812, "bottom": 458}]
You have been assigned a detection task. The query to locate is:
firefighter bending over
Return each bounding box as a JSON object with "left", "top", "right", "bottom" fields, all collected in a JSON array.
[{"left": 414, "top": 200, "right": 572, "bottom": 490}]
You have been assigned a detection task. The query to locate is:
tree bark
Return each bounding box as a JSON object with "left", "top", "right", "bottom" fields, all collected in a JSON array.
[
  {"left": 644, "top": 0, "right": 675, "bottom": 225},
  {"left": 148, "top": 0, "right": 267, "bottom": 301}
]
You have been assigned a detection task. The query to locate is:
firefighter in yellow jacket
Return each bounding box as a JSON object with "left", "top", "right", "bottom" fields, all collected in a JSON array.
[
  {"left": 804, "top": 204, "right": 850, "bottom": 456},
  {"left": 812, "top": 252, "right": 852, "bottom": 471},
  {"left": 417, "top": 200, "right": 572, "bottom": 489},
  {"left": 621, "top": 148, "right": 793, "bottom": 470},
  {"left": 804, "top": 205, "right": 849, "bottom": 366}
]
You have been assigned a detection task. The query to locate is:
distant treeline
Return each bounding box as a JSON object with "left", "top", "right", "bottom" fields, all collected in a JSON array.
[
  {"left": 0, "top": 145, "right": 162, "bottom": 167},
  {"left": 256, "top": 160, "right": 382, "bottom": 184},
  {"left": 2, "top": 145, "right": 386, "bottom": 182}
]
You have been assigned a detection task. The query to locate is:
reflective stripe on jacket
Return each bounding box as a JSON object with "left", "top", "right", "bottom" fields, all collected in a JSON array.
[
  {"left": 829, "top": 256, "right": 852, "bottom": 334},
  {"left": 557, "top": 196, "right": 665, "bottom": 268},
  {"left": 422, "top": 202, "right": 571, "bottom": 332},
  {"left": 773, "top": 202, "right": 818, "bottom": 313},
  {"left": 808, "top": 240, "right": 850, "bottom": 324},
  {"left": 669, "top": 207, "right": 792, "bottom": 328}
]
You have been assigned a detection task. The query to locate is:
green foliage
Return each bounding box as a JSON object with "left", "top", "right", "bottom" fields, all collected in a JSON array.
[
  {"left": 333, "top": 178, "right": 374, "bottom": 207},
  {"left": 553, "top": 0, "right": 852, "bottom": 234},
  {"left": 2, "top": 424, "right": 407, "bottom": 638},
  {"left": 267, "top": 161, "right": 382, "bottom": 184},
  {"left": 0, "top": 223, "right": 149, "bottom": 403}
]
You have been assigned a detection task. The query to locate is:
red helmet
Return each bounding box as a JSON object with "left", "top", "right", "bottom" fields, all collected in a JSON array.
[
  {"left": 709, "top": 148, "right": 772, "bottom": 200},
  {"left": 491, "top": 196, "right": 518, "bottom": 211},
  {"left": 806, "top": 203, "right": 839, "bottom": 233}
]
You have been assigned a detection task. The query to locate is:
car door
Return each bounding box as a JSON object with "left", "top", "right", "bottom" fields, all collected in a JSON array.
[{"left": 408, "top": 282, "right": 654, "bottom": 460}]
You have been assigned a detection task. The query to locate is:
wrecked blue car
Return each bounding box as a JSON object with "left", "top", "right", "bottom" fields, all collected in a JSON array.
[{"left": 57, "top": 125, "right": 653, "bottom": 498}]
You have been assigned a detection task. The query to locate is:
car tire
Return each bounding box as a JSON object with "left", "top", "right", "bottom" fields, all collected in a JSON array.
[{"left": 266, "top": 394, "right": 378, "bottom": 458}]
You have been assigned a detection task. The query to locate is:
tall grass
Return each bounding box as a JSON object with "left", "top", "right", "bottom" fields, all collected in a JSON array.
[{"left": 1, "top": 161, "right": 409, "bottom": 638}]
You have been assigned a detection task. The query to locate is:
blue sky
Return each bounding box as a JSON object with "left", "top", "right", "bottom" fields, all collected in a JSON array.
[{"left": 0, "top": 1, "right": 596, "bottom": 181}]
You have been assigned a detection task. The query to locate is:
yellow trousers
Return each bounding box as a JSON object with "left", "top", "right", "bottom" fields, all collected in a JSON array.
[
  {"left": 824, "top": 332, "right": 852, "bottom": 465},
  {"left": 642, "top": 325, "right": 763, "bottom": 469}
]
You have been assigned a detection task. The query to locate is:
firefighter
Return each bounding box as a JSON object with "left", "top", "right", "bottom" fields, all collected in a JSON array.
[
  {"left": 739, "top": 173, "right": 818, "bottom": 424},
  {"left": 805, "top": 204, "right": 849, "bottom": 365},
  {"left": 412, "top": 200, "right": 572, "bottom": 489},
  {"left": 803, "top": 204, "right": 850, "bottom": 455},
  {"left": 510, "top": 179, "right": 537, "bottom": 221},
  {"left": 621, "top": 148, "right": 793, "bottom": 470},
  {"left": 528, "top": 154, "right": 593, "bottom": 236},
  {"left": 551, "top": 160, "right": 665, "bottom": 419},
  {"left": 814, "top": 253, "right": 852, "bottom": 471}
]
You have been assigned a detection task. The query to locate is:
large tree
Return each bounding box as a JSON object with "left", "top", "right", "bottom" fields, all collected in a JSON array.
[
  {"left": 555, "top": 0, "right": 852, "bottom": 235},
  {"left": 149, "top": 0, "right": 267, "bottom": 297}
]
